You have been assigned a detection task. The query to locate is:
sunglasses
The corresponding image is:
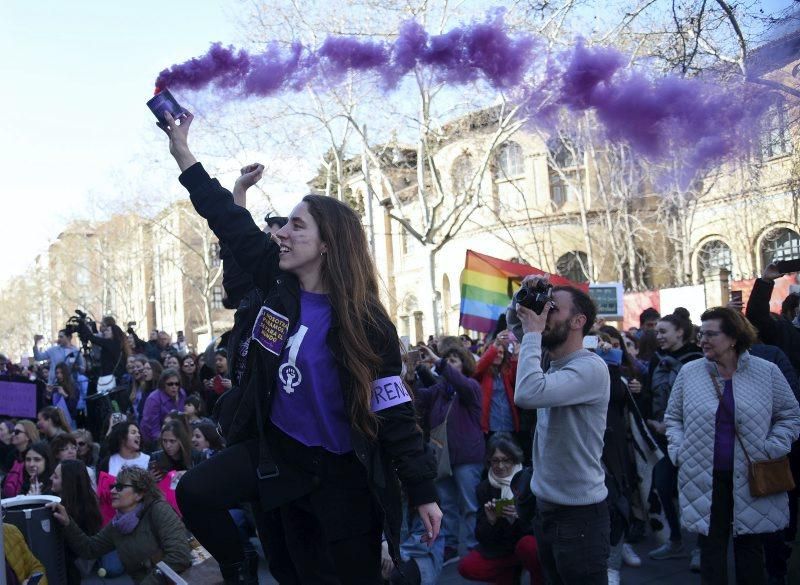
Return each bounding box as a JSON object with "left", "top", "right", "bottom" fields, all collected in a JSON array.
[
  {"left": 76, "top": 441, "right": 87, "bottom": 447},
  {"left": 13, "top": 429, "right": 26, "bottom": 436},
  {"left": 164, "top": 382, "right": 180, "bottom": 387},
  {"left": 110, "top": 483, "right": 134, "bottom": 492}
]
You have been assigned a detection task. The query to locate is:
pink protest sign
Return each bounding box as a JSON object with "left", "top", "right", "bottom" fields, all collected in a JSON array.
[{"left": 0, "top": 380, "right": 37, "bottom": 418}]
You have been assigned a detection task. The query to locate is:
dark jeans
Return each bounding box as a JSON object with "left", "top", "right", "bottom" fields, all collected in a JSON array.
[
  {"left": 533, "top": 500, "right": 610, "bottom": 585},
  {"left": 177, "top": 435, "right": 383, "bottom": 584},
  {"left": 699, "top": 470, "right": 765, "bottom": 585},
  {"left": 176, "top": 440, "right": 300, "bottom": 583},
  {"left": 653, "top": 456, "right": 682, "bottom": 542}
]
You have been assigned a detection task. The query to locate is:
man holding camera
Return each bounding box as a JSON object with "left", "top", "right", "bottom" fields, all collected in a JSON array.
[
  {"left": 32, "top": 330, "right": 85, "bottom": 385},
  {"left": 508, "top": 275, "right": 610, "bottom": 584}
]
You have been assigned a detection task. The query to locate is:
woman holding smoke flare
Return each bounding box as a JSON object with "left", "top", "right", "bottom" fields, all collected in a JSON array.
[{"left": 157, "top": 110, "right": 440, "bottom": 585}]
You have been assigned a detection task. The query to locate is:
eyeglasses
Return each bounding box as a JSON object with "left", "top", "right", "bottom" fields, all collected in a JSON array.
[
  {"left": 489, "top": 457, "right": 512, "bottom": 466},
  {"left": 164, "top": 382, "right": 180, "bottom": 387},
  {"left": 110, "top": 483, "right": 134, "bottom": 492},
  {"left": 12, "top": 429, "right": 26, "bottom": 436},
  {"left": 76, "top": 441, "right": 86, "bottom": 446},
  {"left": 697, "top": 331, "right": 722, "bottom": 339}
]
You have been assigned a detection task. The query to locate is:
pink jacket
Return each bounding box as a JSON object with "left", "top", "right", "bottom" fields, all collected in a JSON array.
[{"left": 2, "top": 458, "right": 24, "bottom": 498}]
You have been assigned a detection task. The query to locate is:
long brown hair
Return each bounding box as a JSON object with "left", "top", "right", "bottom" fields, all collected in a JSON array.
[
  {"left": 303, "top": 194, "right": 394, "bottom": 439},
  {"left": 54, "top": 362, "right": 76, "bottom": 401}
]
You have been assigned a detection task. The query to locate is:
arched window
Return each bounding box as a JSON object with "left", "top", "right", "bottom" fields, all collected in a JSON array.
[
  {"left": 696, "top": 239, "right": 733, "bottom": 278},
  {"left": 761, "top": 228, "right": 800, "bottom": 267},
  {"left": 556, "top": 251, "right": 589, "bottom": 283},
  {"left": 451, "top": 152, "right": 475, "bottom": 194},
  {"left": 493, "top": 142, "right": 524, "bottom": 180}
]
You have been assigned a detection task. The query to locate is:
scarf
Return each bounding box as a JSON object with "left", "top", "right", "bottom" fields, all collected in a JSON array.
[
  {"left": 488, "top": 464, "right": 523, "bottom": 500},
  {"left": 112, "top": 503, "right": 144, "bottom": 535}
]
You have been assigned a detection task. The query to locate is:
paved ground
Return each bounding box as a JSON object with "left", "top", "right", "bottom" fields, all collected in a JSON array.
[{"left": 83, "top": 532, "right": 705, "bottom": 584}]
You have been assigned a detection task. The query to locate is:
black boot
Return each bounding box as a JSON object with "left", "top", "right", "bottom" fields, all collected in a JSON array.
[
  {"left": 219, "top": 561, "right": 248, "bottom": 585},
  {"left": 244, "top": 550, "right": 260, "bottom": 585},
  {"left": 389, "top": 558, "right": 421, "bottom": 585}
]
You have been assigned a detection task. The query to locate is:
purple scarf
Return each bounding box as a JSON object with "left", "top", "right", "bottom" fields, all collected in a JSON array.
[{"left": 111, "top": 503, "right": 144, "bottom": 535}]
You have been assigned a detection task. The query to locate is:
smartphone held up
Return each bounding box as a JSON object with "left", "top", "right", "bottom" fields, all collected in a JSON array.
[{"left": 147, "top": 89, "right": 187, "bottom": 125}]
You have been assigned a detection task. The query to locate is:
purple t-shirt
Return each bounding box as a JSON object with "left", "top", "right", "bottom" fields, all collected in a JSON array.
[
  {"left": 270, "top": 291, "right": 352, "bottom": 454},
  {"left": 713, "top": 379, "right": 736, "bottom": 471}
]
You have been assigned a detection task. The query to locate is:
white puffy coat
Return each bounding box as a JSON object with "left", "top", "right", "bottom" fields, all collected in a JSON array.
[{"left": 665, "top": 352, "right": 800, "bottom": 536}]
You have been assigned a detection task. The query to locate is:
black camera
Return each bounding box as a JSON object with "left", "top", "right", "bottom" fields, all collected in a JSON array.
[
  {"left": 64, "top": 310, "right": 96, "bottom": 340},
  {"left": 514, "top": 280, "right": 553, "bottom": 314}
]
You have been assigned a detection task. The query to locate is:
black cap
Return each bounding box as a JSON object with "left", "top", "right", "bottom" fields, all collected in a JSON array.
[{"left": 264, "top": 214, "right": 288, "bottom": 228}]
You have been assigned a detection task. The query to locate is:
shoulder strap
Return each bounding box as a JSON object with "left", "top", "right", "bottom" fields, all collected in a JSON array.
[{"left": 708, "top": 371, "right": 752, "bottom": 466}]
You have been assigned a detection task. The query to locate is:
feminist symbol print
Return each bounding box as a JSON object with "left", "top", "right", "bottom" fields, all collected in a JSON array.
[{"left": 278, "top": 326, "right": 307, "bottom": 394}]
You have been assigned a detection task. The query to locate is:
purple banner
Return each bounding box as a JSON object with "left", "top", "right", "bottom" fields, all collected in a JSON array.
[{"left": 0, "top": 380, "right": 38, "bottom": 418}]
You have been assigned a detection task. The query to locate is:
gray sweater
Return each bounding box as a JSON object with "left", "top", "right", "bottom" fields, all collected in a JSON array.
[{"left": 514, "top": 332, "right": 610, "bottom": 506}]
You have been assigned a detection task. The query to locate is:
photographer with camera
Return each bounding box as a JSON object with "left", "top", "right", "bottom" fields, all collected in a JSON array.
[
  {"left": 508, "top": 275, "right": 611, "bottom": 584},
  {"left": 33, "top": 329, "right": 85, "bottom": 385},
  {"left": 79, "top": 316, "right": 130, "bottom": 393}
]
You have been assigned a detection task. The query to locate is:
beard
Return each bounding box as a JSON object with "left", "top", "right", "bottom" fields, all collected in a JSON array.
[{"left": 541, "top": 319, "right": 571, "bottom": 350}]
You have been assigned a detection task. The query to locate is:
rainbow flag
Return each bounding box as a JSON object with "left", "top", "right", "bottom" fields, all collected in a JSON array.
[{"left": 459, "top": 250, "right": 587, "bottom": 333}]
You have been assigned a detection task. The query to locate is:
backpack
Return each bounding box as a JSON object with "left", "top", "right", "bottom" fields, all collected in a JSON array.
[{"left": 651, "top": 350, "right": 703, "bottom": 420}]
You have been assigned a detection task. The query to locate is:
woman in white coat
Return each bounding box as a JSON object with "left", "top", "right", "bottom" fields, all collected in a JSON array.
[{"left": 665, "top": 307, "right": 800, "bottom": 585}]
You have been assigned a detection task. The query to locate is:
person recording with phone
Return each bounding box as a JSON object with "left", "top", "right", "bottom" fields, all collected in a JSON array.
[
  {"left": 508, "top": 275, "right": 611, "bottom": 584},
  {"left": 158, "top": 108, "right": 440, "bottom": 585}
]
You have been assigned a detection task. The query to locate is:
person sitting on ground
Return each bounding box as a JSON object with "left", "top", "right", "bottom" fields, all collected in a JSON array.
[
  {"left": 2, "top": 420, "right": 38, "bottom": 483},
  {"left": 74, "top": 428, "right": 100, "bottom": 470},
  {"left": 191, "top": 422, "right": 225, "bottom": 460},
  {"left": 148, "top": 420, "right": 201, "bottom": 481},
  {"left": 183, "top": 393, "right": 212, "bottom": 427},
  {"left": 179, "top": 354, "right": 204, "bottom": 396},
  {"left": 50, "top": 465, "right": 192, "bottom": 585},
  {"left": 3, "top": 441, "right": 53, "bottom": 497},
  {"left": 98, "top": 422, "right": 150, "bottom": 476},
  {"left": 140, "top": 369, "right": 187, "bottom": 450},
  {"left": 37, "top": 405, "right": 71, "bottom": 441},
  {"left": 51, "top": 459, "right": 102, "bottom": 585},
  {"left": 4, "top": 522, "right": 49, "bottom": 585},
  {"left": 458, "top": 433, "right": 542, "bottom": 585}
]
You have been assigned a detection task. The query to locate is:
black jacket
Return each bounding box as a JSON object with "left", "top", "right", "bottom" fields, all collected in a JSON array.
[
  {"left": 746, "top": 278, "right": 800, "bottom": 375},
  {"left": 179, "top": 163, "right": 436, "bottom": 561},
  {"left": 474, "top": 471, "right": 535, "bottom": 559}
]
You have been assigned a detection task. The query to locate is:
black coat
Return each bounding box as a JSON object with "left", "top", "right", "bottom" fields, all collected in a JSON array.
[
  {"left": 179, "top": 163, "right": 437, "bottom": 561},
  {"left": 474, "top": 472, "right": 535, "bottom": 559},
  {"left": 746, "top": 278, "right": 800, "bottom": 376}
]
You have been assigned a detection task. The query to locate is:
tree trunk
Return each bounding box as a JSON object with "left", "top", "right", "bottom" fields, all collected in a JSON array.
[{"left": 428, "top": 248, "right": 440, "bottom": 336}]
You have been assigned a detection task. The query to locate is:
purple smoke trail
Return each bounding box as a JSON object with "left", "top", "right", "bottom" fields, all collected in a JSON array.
[
  {"left": 155, "top": 15, "right": 771, "bottom": 179},
  {"left": 154, "top": 13, "right": 534, "bottom": 94}
]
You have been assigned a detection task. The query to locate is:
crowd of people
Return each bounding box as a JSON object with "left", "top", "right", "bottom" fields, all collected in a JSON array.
[{"left": 1, "top": 109, "right": 800, "bottom": 585}]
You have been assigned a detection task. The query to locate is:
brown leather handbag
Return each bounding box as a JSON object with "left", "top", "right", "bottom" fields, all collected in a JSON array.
[{"left": 710, "top": 373, "right": 795, "bottom": 497}]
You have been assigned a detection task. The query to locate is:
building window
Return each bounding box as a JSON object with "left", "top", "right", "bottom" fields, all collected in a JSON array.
[
  {"left": 556, "top": 251, "right": 589, "bottom": 283},
  {"left": 761, "top": 228, "right": 800, "bottom": 268},
  {"left": 210, "top": 242, "right": 221, "bottom": 267},
  {"left": 548, "top": 138, "right": 582, "bottom": 208},
  {"left": 451, "top": 152, "right": 475, "bottom": 194},
  {"left": 760, "top": 100, "right": 793, "bottom": 159},
  {"left": 211, "top": 286, "right": 224, "bottom": 309},
  {"left": 493, "top": 142, "right": 524, "bottom": 181},
  {"left": 697, "top": 239, "right": 733, "bottom": 279}
]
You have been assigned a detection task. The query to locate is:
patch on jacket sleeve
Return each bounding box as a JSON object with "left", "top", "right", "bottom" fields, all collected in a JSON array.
[
  {"left": 371, "top": 376, "right": 411, "bottom": 412},
  {"left": 251, "top": 306, "right": 290, "bottom": 355}
]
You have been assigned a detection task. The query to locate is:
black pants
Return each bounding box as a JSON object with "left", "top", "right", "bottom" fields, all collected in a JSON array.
[
  {"left": 177, "top": 439, "right": 300, "bottom": 583},
  {"left": 177, "top": 435, "right": 383, "bottom": 584},
  {"left": 699, "top": 470, "right": 765, "bottom": 585},
  {"left": 533, "top": 500, "right": 610, "bottom": 585},
  {"left": 653, "top": 455, "right": 682, "bottom": 542}
]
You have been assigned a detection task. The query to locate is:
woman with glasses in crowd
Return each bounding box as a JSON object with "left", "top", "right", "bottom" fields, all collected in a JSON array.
[
  {"left": 160, "top": 111, "right": 439, "bottom": 585},
  {"left": 179, "top": 354, "right": 204, "bottom": 395},
  {"left": 141, "top": 369, "right": 187, "bottom": 451},
  {"left": 2, "top": 420, "right": 40, "bottom": 497},
  {"left": 50, "top": 465, "right": 192, "bottom": 584},
  {"left": 458, "top": 433, "right": 542, "bottom": 585},
  {"left": 74, "top": 428, "right": 100, "bottom": 470},
  {"left": 666, "top": 307, "right": 800, "bottom": 584}
]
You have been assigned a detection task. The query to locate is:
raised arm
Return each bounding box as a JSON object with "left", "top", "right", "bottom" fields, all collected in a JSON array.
[
  {"left": 745, "top": 264, "right": 780, "bottom": 344},
  {"left": 158, "top": 112, "right": 280, "bottom": 292}
]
